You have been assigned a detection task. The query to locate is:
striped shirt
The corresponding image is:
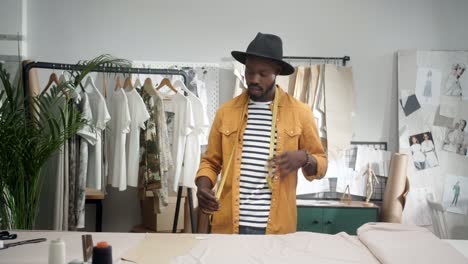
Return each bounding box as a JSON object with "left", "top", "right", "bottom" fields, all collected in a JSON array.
[{"left": 239, "top": 100, "right": 276, "bottom": 228}]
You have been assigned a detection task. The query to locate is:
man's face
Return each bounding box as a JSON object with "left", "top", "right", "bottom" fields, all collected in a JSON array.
[{"left": 244, "top": 56, "right": 280, "bottom": 102}]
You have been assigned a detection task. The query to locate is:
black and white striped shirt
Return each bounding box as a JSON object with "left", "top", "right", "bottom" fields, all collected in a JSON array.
[{"left": 239, "top": 100, "right": 276, "bottom": 228}]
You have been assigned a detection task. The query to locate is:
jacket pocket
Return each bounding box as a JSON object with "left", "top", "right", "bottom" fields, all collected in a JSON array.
[
  {"left": 218, "top": 124, "right": 239, "bottom": 161},
  {"left": 283, "top": 127, "right": 302, "bottom": 150}
]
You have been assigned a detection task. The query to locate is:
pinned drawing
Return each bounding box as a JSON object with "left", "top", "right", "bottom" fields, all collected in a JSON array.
[
  {"left": 442, "top": 63, "right": 466, "bottom": 99},
  {"left": 443, "top": 174, "right": 468, "bottom": 215},
  {"left": 415, "top": 68, "right": 441, "bottom": 105}
]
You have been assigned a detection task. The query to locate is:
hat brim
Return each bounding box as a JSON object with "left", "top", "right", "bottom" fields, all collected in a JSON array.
[{"left": 231, "top": 51, "right": 295, "bottom": 76}]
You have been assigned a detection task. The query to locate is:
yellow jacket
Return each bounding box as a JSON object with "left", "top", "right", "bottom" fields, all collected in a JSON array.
[{"left": 196, "top": 86, "right": 328, "bottom": 234}]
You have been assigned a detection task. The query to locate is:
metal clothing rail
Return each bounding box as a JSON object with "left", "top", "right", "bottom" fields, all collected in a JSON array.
[
  {"left": 22, "top": 61, "right": 189, "bottom": 97},
  {"left": 283, "top": 56, "right": 351, "bottom": 66},
  {"left": 22, "top": 61, "right": 195, "bottom": 234}
]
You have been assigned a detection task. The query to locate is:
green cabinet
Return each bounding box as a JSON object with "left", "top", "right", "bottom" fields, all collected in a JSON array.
[{"left": 297, "top": 202, "right": 379, "bottom": 235}]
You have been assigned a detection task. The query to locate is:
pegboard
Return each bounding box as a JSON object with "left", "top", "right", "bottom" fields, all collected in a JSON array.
[{"left": 132, "top": 61, "right": 219, "bottom": 124}]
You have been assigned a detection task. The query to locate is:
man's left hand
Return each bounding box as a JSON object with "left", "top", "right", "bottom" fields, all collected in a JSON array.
[{"left": 275, "top": 150, "right": 307, "bottom": 178}]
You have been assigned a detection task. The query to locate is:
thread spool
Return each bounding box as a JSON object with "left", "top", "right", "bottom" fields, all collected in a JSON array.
[
  {"left": 48, "top": 238, "right": 66, "bottom": 264},
  {"left": 92, "top": 241, "right": 112, "bottom": 264}
]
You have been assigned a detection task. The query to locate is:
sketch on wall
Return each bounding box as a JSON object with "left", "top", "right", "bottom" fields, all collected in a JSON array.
[
  {"left": 415, "top": 68, "right": 442, "bottom": 105},
  {"left": 442, "top": 174, "right": 468, "bottom": 215},
  {"left": 398, "top": 50, "right": 468, "bottom": 226},
  {"left": 442, "top": 63, "right": 466, "bottom": 99}
]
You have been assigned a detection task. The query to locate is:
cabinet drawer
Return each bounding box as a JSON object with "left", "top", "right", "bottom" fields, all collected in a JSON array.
[
  {"left": 323, "top": 208, "right": 378, "bottom": 235},
  {"left": 297, "top": 207, "right": 323, "bottom": 233}
]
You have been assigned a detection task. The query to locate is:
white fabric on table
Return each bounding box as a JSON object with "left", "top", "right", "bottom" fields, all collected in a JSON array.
[
  {"left": 172, "top": 232, "right": 379, "bottom": 264},
  {"left": 357, "top": 222, "right": 468, "bottom": 264}
]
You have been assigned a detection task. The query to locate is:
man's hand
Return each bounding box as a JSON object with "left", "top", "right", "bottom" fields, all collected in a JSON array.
[
  {"left": 196, "top": 176, "right": 219, "bottom": 215},
  {"left": 275, "top": 150, "right": 307, "bottom": 178}
]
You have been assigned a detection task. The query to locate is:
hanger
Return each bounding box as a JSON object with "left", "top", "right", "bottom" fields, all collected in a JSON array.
[
  {"left": 134, "top": 69, "right": 142, "bottom": 89},
  {"left": 123, "top": 76, "right": 134, "bottom": 90},
  {"left": 103, "top": 72, "right": 107, "bottom": 98},
  {"left": 156, "top": 78, "right": 178, "bottom": 93},
  {"left": 114, "top": 75, "right": 123, "bottom": 91},
  {"left": 173, "top": 79, "right": 194, "bottom": 96},
  {"left": 58, "top": 71, "right": 67, "bottom": 84},
  {"left": 43, "top": 72, "right": 60, "bottom": 93},
  {"left": 79, "top": 75, "right": 95, "bottom": 93}
]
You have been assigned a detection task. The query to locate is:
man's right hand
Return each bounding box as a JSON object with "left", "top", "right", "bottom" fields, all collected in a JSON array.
[{"left": 196, "top": 176, "right": 219, "bottom": 215}]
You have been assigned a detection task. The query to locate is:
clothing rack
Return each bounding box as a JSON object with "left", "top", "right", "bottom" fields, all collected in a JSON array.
[
  {"left": 22, "top": 61, "right": 188, "bottom": 97},
  {"left": 283, "top": 56, "right": 351, "bottom": 66},
  {"left": 22, "top": 61, "right": 196, "bottom": 234}
]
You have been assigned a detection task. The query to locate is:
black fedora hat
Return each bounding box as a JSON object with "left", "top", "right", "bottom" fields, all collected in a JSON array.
[{"left": 232, "top": 32, "right": 294, "bottom": 76}]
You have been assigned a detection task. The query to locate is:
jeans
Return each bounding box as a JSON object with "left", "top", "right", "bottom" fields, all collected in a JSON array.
[{"left": 239, "top": 226, "right": 266, "bottom": 235}]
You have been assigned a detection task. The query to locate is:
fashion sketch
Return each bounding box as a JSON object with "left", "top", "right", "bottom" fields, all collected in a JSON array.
[
  {"left": 443, "top": 63, "right": 465, "bottom": 97},
  {"left": 452, "top": 181, "right": 461, "bottom": 207},
  {"left": 422, "top": 70, "right": 432, "bottom": 102},
  {"left": 443, "top": 175, "right": 468, "bottom": 215}
]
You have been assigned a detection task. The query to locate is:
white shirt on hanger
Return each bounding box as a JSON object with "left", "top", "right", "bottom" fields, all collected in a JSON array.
[
  {"left": 174, "top": 81, "right": 210, "bottom": 189},
  {"left": 85, "top": 78, "right": 111, "bottom": 190},
  {"left": 162, "top": 91, "right": 195, "bottom": 192},
  {"left": 125, "top": 88, "right": 150, "bottom": 187},
  {"left": 107, "top": 88, "right": 131, "bottom": 191}
]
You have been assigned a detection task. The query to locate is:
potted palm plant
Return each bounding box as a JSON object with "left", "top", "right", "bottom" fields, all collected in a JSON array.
[{"left": 0, "top": 55, "right": 128, "bottom": 229}]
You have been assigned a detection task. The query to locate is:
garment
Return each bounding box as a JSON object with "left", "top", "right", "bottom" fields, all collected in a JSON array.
[
  {"left": 86, "top": 79, "right": 111, "bottom": 190},
  {"left": 164, "top": 92, "right": 195, "bottom": 192},
  {"left": 107, "top": 89, "right": 131, "bottom": 191},
  {"left": 196, "top": 87, "right": 327, "bottom": 234},
  {"left": 173, "top": 82, "right": 210, "bottom": 189},
  {"left": 324, "top": 65, "right": 355, "bottom": 159},
  {"left": 292, "top": 66, "right": 311, "bottom": 103},
  {"left": 423, "top": 79, "right": 432, "bottom": 97},
  {"left": 73, "top": 91, "right": 96, "bottom": 229},
  {"left": 313, "top": 65, "right": 327, "bottom": 139},
  {"left": 410, "top": 143, "right": 426, "bottom": 170},
  {"left": 233, "top": 61, "right": 247, "bottom": 97},
  {"left": 421, "top": 140, "right": 438, "bottom": 168},
  {"left": 191, "top": 78, "right": 208, "bottom": 119},
  {"left": 125, "top": 89, "right": 150, "bottom": 187},
  {"left": 239, "top": 100, "right": 275, "bottom": 228},
  {"left": 139, "top": 87, "right": 173, "bottom": 213},
  {"left": 410, "top": 143, "right": 425, "bottom": 162}
]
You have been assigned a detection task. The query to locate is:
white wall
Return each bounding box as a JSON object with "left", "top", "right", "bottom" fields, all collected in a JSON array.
[{"left": 23, "top": 0, "right": 468, "bottom": 233}]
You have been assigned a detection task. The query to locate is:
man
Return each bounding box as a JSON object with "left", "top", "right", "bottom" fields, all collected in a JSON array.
[{"left": 196, "top": 33, "right": 328, "bottom": 235}]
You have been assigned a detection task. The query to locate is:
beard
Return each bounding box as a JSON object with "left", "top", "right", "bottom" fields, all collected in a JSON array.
[{"left": 247, "top": 82, "right": 276, "bottom": 102}]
